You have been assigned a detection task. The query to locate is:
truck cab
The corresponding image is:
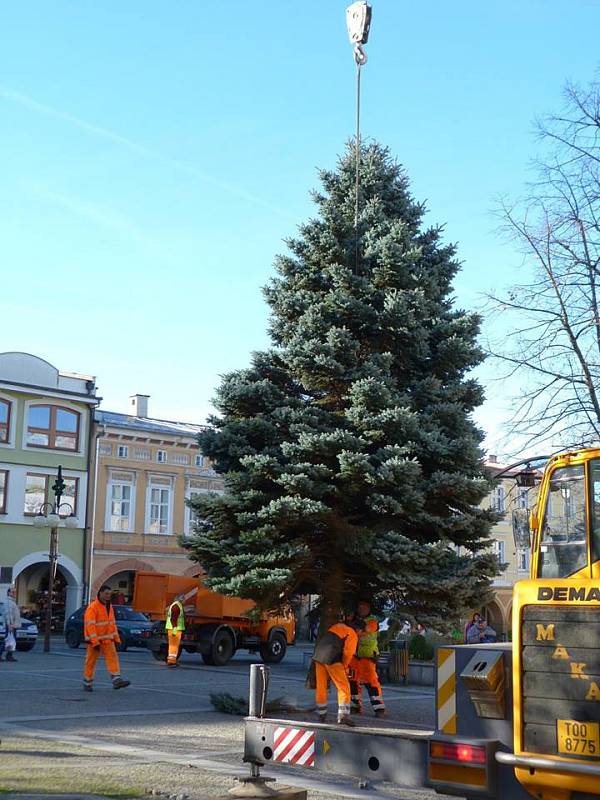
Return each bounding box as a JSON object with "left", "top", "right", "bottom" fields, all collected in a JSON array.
[{"left": 511, "top": 447, "right": 600, "bottom": 799}]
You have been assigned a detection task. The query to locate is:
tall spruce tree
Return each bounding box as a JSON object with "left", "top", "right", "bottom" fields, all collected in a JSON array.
[{"left": 186, "top": 142, "right": 499, "bottom": 631}]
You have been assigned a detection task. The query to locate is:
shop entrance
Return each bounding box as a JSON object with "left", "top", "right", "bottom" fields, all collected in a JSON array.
[{"left": 13, "top": 555, "right": 82, "bottom": 630}]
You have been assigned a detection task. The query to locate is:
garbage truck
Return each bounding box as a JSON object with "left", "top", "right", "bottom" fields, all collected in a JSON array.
[
  {"left": 133, "top": 571, "right": 295, "bottom": 666},
  {"left": 242, "top": 447, "right": 600, "bottom": 799}
]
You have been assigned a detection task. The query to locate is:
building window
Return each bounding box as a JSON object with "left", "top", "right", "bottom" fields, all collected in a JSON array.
[
  {"left": 518, "top": 549, "right": 530, "bottom": 572},
  {"left": 149, "top": 486, "right": 171, "bottom": 534},
  {"left": 23, "top": 473, "right": 78, "bottom": 516},
  {"left": 24, "top": 474, "right": 48, "bottom": 514},
  {"left": 99, "top": 443, "right": 112, "bottom": 456},
  {"left": 491, "top": 485, "right": 505, "bottom": 512},
  {"left": 195, "top": 454, "right": 204, "bottom": 467},
  {"left": 0, "top": 399, "right": 12, "bottom": 444},
  {"left": 0, "top": 470, "right": 8, "bottom": 513},
  {"left": 156, "top": 450, "right": 167, "bottom": 463},
  {"left": 110, "top": 483, "right": 132, "bottom": 531},
  {"left": 26, "top": 405, "right": 80, "bottom": 451},
  {"left": 62, "top": 478, "right": 79, "bottom": 517},
  {"left": 518, "top": 489, "right": 529, "bottom": 509},
  {"left": 496, "top": 540, "right": 506, "bottom": 568},
  {"left": 117, "top": 445, "right": 129, "bottom": 459},
  {"left": 185, "top": 489, "right": 209, "bottom": 536}
]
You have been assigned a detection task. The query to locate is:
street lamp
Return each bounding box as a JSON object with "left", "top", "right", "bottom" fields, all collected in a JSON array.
[{"left": 32, "top": 465, "right": 77, "bottom": 652}]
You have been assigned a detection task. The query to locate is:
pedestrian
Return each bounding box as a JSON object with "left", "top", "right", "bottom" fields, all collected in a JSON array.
[
  {"left": 4, "top": 588, "right": 21, "bottom": 662},
  {"left": 313, "top": 615, "right": 364, "bottom": 726},
  {"left": 83, "top": 585, "right": 130, "bottom": 692},
  {"left": 112, "top": 590, "right": 126, "bottom": 605},
  {"left": 464, "top": 612, "right": 482, "bottom": 643},
  {"left": 165, "top": 594, "right": 185, "bottom": 667},
  {"left": 0, "top": 601, "right": 6, "bottom": 662},
  {"left": 467, "top": 618, "right": 497, "bottom": 644},
  {"left": 308, "top": 608, "right": 320, "bottom": 642},
  {"left": 349, "top": 600, "right": 386, "bottom": 718}
]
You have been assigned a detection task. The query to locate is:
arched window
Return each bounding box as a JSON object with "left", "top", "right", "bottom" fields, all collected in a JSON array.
[
  {"left": 0, "top": 398, "right": 11, "bottom": 443},
  {"left": 27, "top": 405, "right": 80, "bottom": 451}
]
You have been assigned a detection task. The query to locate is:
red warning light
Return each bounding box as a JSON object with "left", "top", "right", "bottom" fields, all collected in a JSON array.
[{"left": 430, "top": 741, "right": 486, "bottom": 765}]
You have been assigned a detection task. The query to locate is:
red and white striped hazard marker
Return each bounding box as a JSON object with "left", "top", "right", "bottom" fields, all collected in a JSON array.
[{"left": 273, "top": 726, "right": 315, "bottom": 767}]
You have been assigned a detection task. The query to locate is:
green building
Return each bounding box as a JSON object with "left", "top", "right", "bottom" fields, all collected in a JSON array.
[{"left": 0, "top": 352, "right": 98, "bottom": 628}]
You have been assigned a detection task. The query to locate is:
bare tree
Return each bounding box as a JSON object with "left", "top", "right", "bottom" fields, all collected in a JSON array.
[{"left": 488, "top": 76, "right": 600, "bottom": 449}]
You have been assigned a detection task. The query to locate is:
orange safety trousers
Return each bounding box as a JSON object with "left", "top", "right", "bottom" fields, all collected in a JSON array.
[
  {"left": 315, "top": 662, "right": 351, "bottom": 717},
  {"left": 167, "top": 629, "right": 182, "bottom": 664},
  {"left": 349, "top": 656, "right": 385, "bottom": 713},
  {"left": 84, "top": 640, "right": 121, "bottom": 682}
]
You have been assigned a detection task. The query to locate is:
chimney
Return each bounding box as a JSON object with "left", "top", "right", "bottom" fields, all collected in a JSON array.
[
  {"left": 488, "top": 454, "right": 498, "bottom": 463},
  {"left": 130, "top": 394, "right": 149, "bottom": 418}
]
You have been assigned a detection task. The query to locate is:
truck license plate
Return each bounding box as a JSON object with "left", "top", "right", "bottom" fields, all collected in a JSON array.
[{"left": 557, "top": 720, "right": 600, "bottom": 757}]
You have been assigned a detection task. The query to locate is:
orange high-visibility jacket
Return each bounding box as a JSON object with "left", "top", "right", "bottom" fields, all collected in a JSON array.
[
  {"left": 315, "top": 622, "right": 357, "bottom": 666},
  {"left": 84, "top": 599, "right": 120, "bottom": 646}
]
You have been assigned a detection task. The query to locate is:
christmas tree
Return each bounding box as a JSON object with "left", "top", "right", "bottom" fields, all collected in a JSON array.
[{"left": 185, "top": 142, "right": 499, "bottom": 630}]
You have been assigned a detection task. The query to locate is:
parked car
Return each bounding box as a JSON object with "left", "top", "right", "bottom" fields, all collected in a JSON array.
[
  {"left": 65, "top": 605, "right": 153, "bottom": 651},
  {"left": 16, "top": 616, "right": 38, "bottom": 651}
]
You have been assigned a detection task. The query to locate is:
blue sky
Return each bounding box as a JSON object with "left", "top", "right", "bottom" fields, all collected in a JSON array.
[{"left": 2, "top": 1, "right": 599, "bottom": 455}]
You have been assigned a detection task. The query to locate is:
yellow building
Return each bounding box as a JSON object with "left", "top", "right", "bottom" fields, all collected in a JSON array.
[
  {"left": 480, "top": 455, "right": 540, "bottom": 637},
  {"left": 88, "top": 395, "right": 224, "bottom": 600}
]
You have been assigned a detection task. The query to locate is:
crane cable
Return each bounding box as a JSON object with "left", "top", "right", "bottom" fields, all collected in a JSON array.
[{"left": 354, "top": 43, "right": 367, "bottom": 275}]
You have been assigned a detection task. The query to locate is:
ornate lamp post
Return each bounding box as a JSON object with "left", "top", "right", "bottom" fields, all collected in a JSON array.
[{"left": 33, "top": 465, "right": 78, "bottom": 652}]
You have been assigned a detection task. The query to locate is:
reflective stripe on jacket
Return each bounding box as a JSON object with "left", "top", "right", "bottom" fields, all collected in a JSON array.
[
  {"left": 165, "top": 600, "right": 185, "bottom": 631},
  {"left": 84, "top": 599, "right": 120, "bottom": 645},
  {"left": 356, "top": 616, "right": 379, "bottom": 658}
]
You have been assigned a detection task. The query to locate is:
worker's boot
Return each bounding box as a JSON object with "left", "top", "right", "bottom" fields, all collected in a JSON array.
[
  {"left": 83, "top": 684, "right": 93, "bottom": 692},
  {"left": 350, "top": 705, "right": 362, "bottom": 715},
  {"left": 337, "top": 715, "right": 355, "bottom": 727},
  {"left": 112, "top": 677, "right": 131, "bottom": 690},
  {"left": 5, "top": 652, "right": 17, "bottom": 662},
  {"left": 374, "top": 709, "right": 386, "bottom": 719}
]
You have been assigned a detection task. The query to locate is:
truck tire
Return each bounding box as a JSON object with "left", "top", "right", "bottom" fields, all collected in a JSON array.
[
  {"left": 210, "top": 629, "right": 234, "bottom": 666},
  {"left": 260, "top": 633, "right": 287, "bottom": 664},
  {"left": 201, "top": 653, "right": 214, "bottom": 665}
]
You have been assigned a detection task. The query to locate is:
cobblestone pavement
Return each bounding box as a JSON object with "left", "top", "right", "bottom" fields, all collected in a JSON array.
[{"left": 0, "top": 639, "right": 449, "bottom": 799}]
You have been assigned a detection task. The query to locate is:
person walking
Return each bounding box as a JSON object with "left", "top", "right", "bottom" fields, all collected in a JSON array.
[
  {"left": 4, "top": 588, "right": 21, "bottom": 662},
  {"left": 165, "top": 595, "right": 185, "bottom": 667},
  {"left": 349, "top": 600, "right": 386, "bottom": 718},
  {"left": 83, "top": 585, "right": 130, "bottom": 691},
  {"left": 313, "top": 616, "right": 363, "bottom": 726},
  {"left": 0, "top": 602, "right": 6, "bottom": 662}
]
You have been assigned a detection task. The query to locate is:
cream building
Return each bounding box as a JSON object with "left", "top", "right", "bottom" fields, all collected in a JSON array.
[
  {"left": 480, "top": 455, "right": 540, "bottom": 637},
  {"left": 88, "top": 395, "right": 224, "bottom": 600}
]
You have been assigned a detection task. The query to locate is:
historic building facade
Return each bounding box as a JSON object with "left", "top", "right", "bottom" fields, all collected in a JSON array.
[
  {"left": 480, "top": 455, "right": 540, "bottom": 638},
  {"left": 0, "top": 352, "right": 98, "bottom": 626},
  {"left": 88, "top": 395, "right": 224, "bottom": 599}
]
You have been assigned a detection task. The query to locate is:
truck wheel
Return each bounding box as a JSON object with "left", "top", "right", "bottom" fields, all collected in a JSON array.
[
  {"left": 201, "top": 653, "right": 215, "bottom": 665},
  {"left": 260, "top": 633, "right": 287, "bottom": 664},
  {"left": 211, "top": 630, "right": 234, "bottom": 666}
]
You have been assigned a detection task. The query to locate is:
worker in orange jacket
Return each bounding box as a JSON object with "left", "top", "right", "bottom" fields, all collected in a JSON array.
[
  {"left": 349, "top": 600, "right": 386, "bottom": 717},
  {"left": 313, "top": 617, "right": 364, "bottom": 726},
  {"left": 83, "top": 585, "right": 130, "bottom": 692}
]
